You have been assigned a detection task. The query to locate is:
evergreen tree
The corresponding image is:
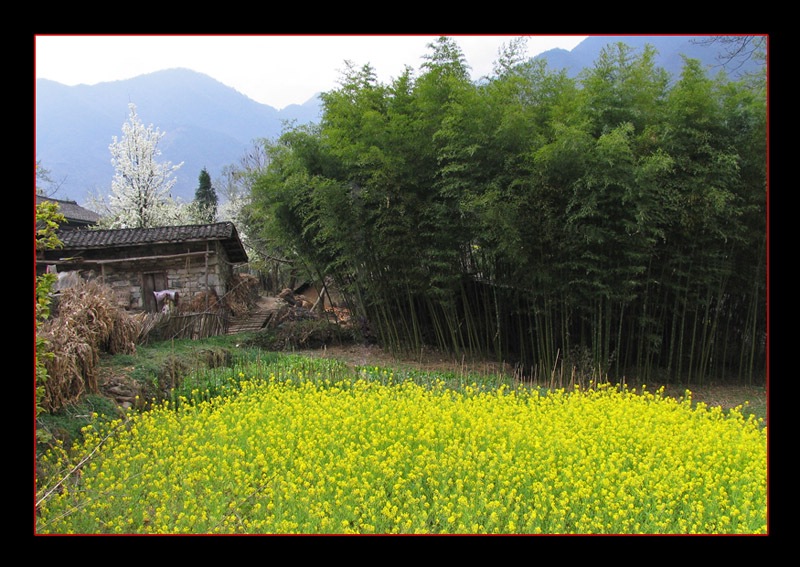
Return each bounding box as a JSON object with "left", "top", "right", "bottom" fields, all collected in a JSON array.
[{"left": 194, "top": 167, "right": 218, "bottom": 223}]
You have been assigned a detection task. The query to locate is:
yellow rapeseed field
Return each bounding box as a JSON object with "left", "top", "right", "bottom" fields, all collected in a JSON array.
[{"left": 36, "top": 362, "right": 767, "bottom": 535}]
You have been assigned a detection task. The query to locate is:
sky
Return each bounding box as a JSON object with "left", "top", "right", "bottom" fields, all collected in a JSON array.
[{"left": 34, "top": 35, "right": 589, "bottom": 110}]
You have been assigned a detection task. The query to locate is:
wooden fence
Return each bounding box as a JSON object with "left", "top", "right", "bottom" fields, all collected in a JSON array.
[{"left": 137, "top": 311, "right": 229, "bottom": 343}]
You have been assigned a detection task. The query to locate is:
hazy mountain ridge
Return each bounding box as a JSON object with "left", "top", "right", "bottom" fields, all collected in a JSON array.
[
  {"left": 36, "top": 36, "right": 762, "bottom": 207},
  {"left": 533, "top": 35, "right": 762, "bottom": 80},
  {"left": 36, "top": 69, "right": 322, "bottom": 204}
]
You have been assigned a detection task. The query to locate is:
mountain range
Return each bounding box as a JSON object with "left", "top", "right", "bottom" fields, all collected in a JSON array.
[
  {"left": 35, "top": 67, "right": 323, "bottom": 204},
  {"left": 531, "top": 35, "right": 761, "bottom": 80},
  {"left": 35, "top": 36, "right": 763, "bottom": 206}
]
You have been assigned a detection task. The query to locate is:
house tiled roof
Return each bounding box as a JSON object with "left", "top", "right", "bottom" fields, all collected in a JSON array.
[
  {"left": 36, "top": 196, "right": 101, "bottom": 225},
  {"left": 56, "top": 222, "right": 248, "bottom": 263}
]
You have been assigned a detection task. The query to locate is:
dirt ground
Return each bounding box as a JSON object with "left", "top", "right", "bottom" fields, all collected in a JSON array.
[
  {"left": 294, "top": 343, "right": 512, "bottom": 375},
  {"left": 291, "top": 343, "right": 767, "bottom": 415}
]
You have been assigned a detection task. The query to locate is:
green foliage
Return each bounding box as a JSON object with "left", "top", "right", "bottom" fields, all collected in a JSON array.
[
  {"left": 35, "top": 200, "right": 65, "bottom": 442},
  {"left": 37, "top": 394, "right": 120, "bottom": 450},
  {"left": 194, "top": 167, "right": 218, "bottom": 223},
  {"left": 247, "top": 39, "right": 767, "bottom": 385}
]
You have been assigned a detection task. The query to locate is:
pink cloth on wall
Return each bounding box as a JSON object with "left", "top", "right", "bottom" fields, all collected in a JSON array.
[
  {"left": 154, "top": 290, "right": 179, "bottom": 303},
  {"left": 154, "top": 290, "right": 179, "bottom": 313}
]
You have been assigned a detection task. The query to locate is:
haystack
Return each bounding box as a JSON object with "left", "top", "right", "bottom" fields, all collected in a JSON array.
[
  {"left": 38, "top": 280, "right": 139, "bottom": 413},
  {"left": 224, "top": 273, "right": 261, "bottom": 316}
]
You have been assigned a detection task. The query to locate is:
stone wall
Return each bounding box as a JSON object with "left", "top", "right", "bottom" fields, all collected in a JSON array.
[{"left": 71, "top": 242, "right": 232, "bottom": 311}]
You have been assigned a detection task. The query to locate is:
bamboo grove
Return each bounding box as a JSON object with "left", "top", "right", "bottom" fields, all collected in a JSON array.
[{"left": 248, "top": 38, "right": 767, "bottom": 385}]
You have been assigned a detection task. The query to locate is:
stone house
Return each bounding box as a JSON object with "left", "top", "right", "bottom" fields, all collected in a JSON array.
[{"left": 39, "top": 222, "right": 248, "bottom": 313}]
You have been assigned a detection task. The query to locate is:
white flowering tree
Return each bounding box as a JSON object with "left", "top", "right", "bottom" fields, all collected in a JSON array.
[{"left": 97, "top": 103, "right": 184, "bottom": 228}]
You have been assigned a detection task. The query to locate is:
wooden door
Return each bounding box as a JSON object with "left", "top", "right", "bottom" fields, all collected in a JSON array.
[{"left": 142, "top": 272, "right": 168, "bottom": 312}]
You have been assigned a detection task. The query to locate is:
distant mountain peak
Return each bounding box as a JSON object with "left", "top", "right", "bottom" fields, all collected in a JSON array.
[{"left": 533, "top": 35, "right": 763, "bottom": 80}]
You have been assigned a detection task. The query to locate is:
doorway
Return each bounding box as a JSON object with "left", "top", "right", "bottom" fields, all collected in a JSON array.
[{"left": 142, "top": 272, "right": 168, "bottom": 313}]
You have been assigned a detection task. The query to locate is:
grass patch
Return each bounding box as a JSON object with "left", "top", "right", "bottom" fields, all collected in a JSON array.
[{"left": 37, "top": 394, "right": 121, "bottom": 451}]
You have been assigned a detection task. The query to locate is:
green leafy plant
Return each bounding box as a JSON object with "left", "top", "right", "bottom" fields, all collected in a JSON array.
[{"left": 35, "top": 199, "right": 65, "bottom": 444}]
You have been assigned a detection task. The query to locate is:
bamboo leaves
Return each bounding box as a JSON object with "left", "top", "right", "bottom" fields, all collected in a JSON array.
[{"left": 248, "top": 38, "right": 766, "bottom": 383}]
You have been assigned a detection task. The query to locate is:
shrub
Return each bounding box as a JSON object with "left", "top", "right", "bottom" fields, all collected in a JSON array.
[{"left": 36, "top": 199, "right": 65, "bottom": 442}]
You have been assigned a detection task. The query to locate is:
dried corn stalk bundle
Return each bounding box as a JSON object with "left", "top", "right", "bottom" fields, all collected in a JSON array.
[
  {"left": 224, "top": 273, "right": 261, "bottom": 317},
  {"left": 38, "top": 280, "right": 139, "bottom": 412},
  {"left": 176, "top": 289, "right": 222, "bottom": 314}
]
